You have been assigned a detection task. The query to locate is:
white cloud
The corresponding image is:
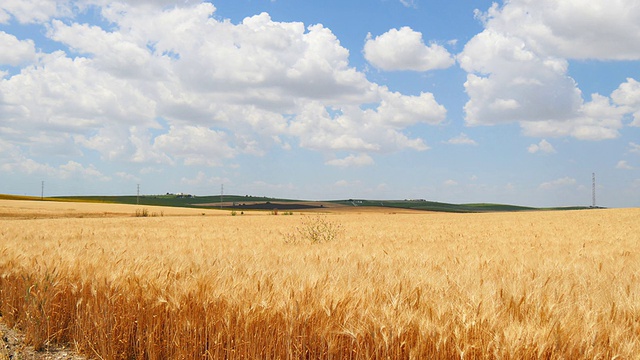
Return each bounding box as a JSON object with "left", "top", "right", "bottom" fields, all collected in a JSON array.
[
  {"left": 139, "top": 167, "right": 162, "bottom": 175},
  {"left": 528, "top": 139, "right": 556, "bottom": 154},
  {"left": 0, "top": 0, "right": 197, "bottom": 25},
  {"left": 0, "top": 3, "right": 448, "bottom": 177},
  {"left": 443, "top": 179, "right": 458, "bottom": 187},
  {"left": 0, "top": 10, "right": 8, "bottom": 23},
  {"left": 630, "top": 142, "right": 640, "bottom": 154},
  {"left": 459, "top": 29, "right": 583, "bottom": 126},
  {"left": 75, "top": 126, "right": 133, "bottom": 162},
  {"left": 48, "top": 20, "right": 158, "bottom": 79},
  {"left": 616, "top": 160, "right": 633, "bottom": 170},
  {"left": 0, "top": 51, "right": 157, "bottom": 132},
  {"left": 459, "top": 1, "right": 637, "bottom": 140},
  {"left": 475, "top": 1, "right": 640, "bottom": 61},
  {"left": 446, "top": 133, "right": 477, "bottom": 146},
  {"left": 59, "top": 161, "right": 110, "bottom": 181},
  {"left": 399, "top": 0, "right": 417, "bottom": 9},
  {"left": 539, "top": 177, "right": 576, "bottom": 190},
  {"left": 290, "top": 88, "right": 444, "bottom": 153},
  {"left": 180, "top": 171, "right": 228, "bottom": 187},
  {"left": 325, "top": 154, "right": 374, "bottom": 168},
  {"left": 152, "top": 126, "right": 236, "bottom": 166},
  {"left": 116, "top": 172, "right": 141, "bottom": 182},
  {"left": 612, "top": 78, "right": 640, "bottom": 106},
  {"left": 520, "top": 94, "right": 626, "bottom": 140},
  {"left": 0, "top": 0, "right": 73, "bottom": 24},
  {"left": 364, "top": 27, "right": 454, "bottom": 72},
  {"left": 0, "top": 32, "right": 36, "bottom": 65},
  {"left": 612, "top": 78, "right": 640, "bottom": 126},
  {"left": 376, "top": 89, "right": 447, "bottom": 126},
  {"left": 1, "top": 144, "right": 110, "bottom": 181}
]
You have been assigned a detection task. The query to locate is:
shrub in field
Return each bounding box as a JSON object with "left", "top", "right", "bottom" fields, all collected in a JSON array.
[
  {"left": 285, "top": 215, "right": 343, "bottom": 244},
  {"left": 134, "top": 208, "right": 164, "bottom": 217},
  {"left": 135, "top": 208, "right": 149, "bottom": 217}
]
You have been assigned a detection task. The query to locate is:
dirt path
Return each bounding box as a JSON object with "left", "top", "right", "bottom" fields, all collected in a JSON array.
[{"left": 0, "top": 321, "right": 87, "bottom": 360}]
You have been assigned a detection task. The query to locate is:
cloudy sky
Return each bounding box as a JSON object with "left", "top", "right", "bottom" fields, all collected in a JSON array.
[{"left": 1, "top": 0, "right": 639, "bottom": 207}]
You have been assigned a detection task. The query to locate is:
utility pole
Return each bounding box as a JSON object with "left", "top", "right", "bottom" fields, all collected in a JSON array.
[
  {"left": 41, "top": 181, "right": 44, "bottom": 200},
  {"left": 220, "top": 184, "right": 224, "bottom": 209},
  {"left": 592, "top": 173, "right": 596, "bottom": 208},
  {"left": 137, "top": 184, "right": 140, "bottom": 205}
]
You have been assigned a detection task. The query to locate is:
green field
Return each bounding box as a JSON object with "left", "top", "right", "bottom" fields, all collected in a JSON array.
[{"left": 35, "top": 194, "right": 593, "bottom": 213}]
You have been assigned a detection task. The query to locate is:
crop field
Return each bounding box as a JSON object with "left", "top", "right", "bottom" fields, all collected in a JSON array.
[{"left": 0, "top": 200, "right": 639, "bottom": 359}]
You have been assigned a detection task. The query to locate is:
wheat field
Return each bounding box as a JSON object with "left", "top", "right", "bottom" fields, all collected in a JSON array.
[{"left": 0, "top": 200, "right": 638, "bottom": 359}]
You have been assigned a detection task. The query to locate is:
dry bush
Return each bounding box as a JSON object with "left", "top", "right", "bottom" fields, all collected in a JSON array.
[
  {"left": 0, "top": 208, "right": 639, "bottom": 359},
  {"left": 284, "top": 215, "right": 344, "bottom": 244}
]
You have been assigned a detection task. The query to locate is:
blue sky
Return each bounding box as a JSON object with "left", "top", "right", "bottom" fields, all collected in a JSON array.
[{"left": 1, "top": 0, "right": 639, "bottom": 207}]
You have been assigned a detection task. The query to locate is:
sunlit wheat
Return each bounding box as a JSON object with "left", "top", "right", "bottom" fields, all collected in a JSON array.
[{"left": 0, "top": 201, "right": 638, "bottom": 359}]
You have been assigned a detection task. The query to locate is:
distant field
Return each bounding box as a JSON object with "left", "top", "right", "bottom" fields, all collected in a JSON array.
[
  {"left": 0, "top": 199, "right": 227, "bottom": 219},
  {"left": 0, "top": 200, "right": 637, "bottom": 359},
  {"left": 5, "top": 193, "right": 589, "bottom": 213}
]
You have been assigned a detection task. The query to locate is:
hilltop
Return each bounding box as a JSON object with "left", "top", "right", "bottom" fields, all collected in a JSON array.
[{"left": 0, "top": 194, "right": 592, "bottom": 213}]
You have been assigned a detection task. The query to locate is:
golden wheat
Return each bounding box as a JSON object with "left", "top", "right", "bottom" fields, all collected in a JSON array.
[{"left": 0, "top": 200, "right": 638, "bottom": 359}]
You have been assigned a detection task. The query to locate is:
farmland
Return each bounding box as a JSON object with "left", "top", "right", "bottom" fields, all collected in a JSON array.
[
  {"left": 44, "top": 194, "right": 590, "bottom": 213},
  {"left": 0, "top": 199, "right": 638, "bottom": 359}
]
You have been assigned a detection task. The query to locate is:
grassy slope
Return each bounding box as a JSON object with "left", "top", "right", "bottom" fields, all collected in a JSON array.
[
  {"left": 40, "top": 195, "right": 593, "bottom": 213},
  {"left": 53, "top": 194, "right": 291, "bottom": 207},
  {"left": 328, "top": 199, "right": 579, "bottom": 213}
]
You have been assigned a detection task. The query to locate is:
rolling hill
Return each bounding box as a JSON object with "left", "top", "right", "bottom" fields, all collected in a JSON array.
[{"left": 31, "top": 194, "right": 593, "bottom": 213}]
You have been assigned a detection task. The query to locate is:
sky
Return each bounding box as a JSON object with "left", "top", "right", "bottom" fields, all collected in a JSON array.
[{"left": 1, "top": 0, "right": 639, "bottom": 208}]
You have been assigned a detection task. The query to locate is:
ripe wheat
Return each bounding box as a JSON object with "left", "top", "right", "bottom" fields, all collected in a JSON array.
[{"left": 0, "top": 202, "right": 638, "bottom": 359}]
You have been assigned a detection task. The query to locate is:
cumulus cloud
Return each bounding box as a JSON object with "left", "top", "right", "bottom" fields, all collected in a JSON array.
[
  {"left": 290, "top": 88, "right": 445, "bottom": 153},
  {"left": 459, "top": 29, "right": 583, "bottom": 126},
  {"left": 528, "top": 139, "right": 556, "bottom": 154},
  {"left": 476, "top": 1, "right": 640, "bottom": 61},
  {"left": 459, "top": 0, "right": 638, "bottom": 140},
  {"left": 325, "top": 154, "right": 374, "bottom": 168},
  {"left": 0, "top": 32, "right": 36, "bottom": 65},
  {"left": 0, "top": 0, "right": 73, "bottom": 24},
  {"left": 0, "top": 0, "right": 195, "bottom": 24},
  {"left": 616, "top": 160, "right": 633, "bottom": 170},
  {"left": 612, "top": 78, "right": 640, "bottom": 126},
  {"left": 0, "top": 2, "right": 448, "bottom": 177},
  {"left": 59, "top": 160, "right": 110, "bottom": 180},
  {"left": 612, "top": 78, "right": 640, "bottom": 106},
  {"left": 539, "top": 177, "right": 576, "bottom": 190},
  {"left": 153, "top": 126, "right": 236, "bottom": 166},
  {"left": 445, "top": 133, "right": 477, "bottom": 146},
  {"left": 364, "top": 27, "right": 454, "bottom": 72},
  {"left": 519, "top": 96, "right": 626, "bottom": 140},
  {"left": 0, "top": 51, "right": 157, "bottom": 130},
  {"left": 1, "top": 142, "right": 110, "bottom": 181}
]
